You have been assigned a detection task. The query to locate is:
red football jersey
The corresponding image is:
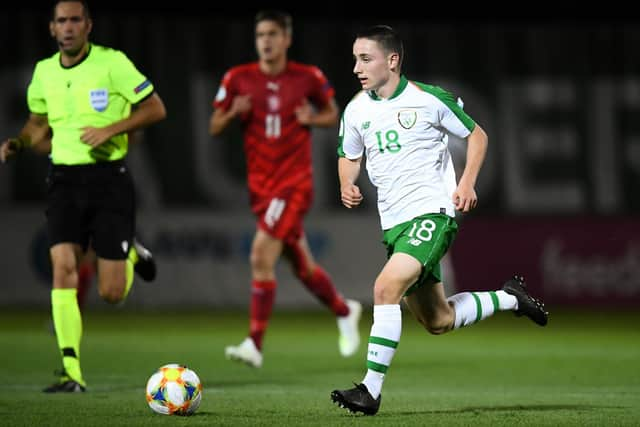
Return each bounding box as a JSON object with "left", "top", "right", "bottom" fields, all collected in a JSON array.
[{"left": 212, "top": 61, "right": 335, "bottom": 210}]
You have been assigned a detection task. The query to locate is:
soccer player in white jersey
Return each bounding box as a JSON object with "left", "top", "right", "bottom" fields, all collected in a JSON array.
[{"left": 330, "top": 25, "right": 548, "bottom": 416}]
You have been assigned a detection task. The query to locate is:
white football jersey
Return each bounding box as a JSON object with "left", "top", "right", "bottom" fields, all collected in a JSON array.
[{"left": 339, "top": 76, "right": 475, "bottom": 230}]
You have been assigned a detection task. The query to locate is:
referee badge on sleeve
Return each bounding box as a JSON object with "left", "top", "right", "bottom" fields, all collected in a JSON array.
[{"left": 89, "top": 89, "right": 109, "bottom": 112}]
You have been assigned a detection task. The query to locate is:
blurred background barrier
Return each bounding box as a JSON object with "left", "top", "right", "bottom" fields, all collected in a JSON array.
[
  {"left": 0, "top": 210, "right": 387, "bottom": 308},
  {"left": 2, "top": 9, "right": 638, "bottom": 308},
  {"left": 2, "top": 210, "right": 637, "bottom": 308},
  {"left": 451, "top": 217, "right": 640, "bottom": 307}
]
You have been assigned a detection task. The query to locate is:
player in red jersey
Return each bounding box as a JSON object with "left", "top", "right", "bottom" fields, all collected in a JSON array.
[{"left": 209, "top": 10, "right": 362, "bottom": 368}]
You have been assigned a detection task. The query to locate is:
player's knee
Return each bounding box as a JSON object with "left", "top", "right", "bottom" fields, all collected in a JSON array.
[
  {"left": 424, "top": 321, "right": 449, "bottom": 335},
  {"left": 293, "top": 263, "right": 314, "bottom": 281},
  {"left": 250, "top": 251, "right": 269, "bottom": 271},
  {"left": 373, "top": 280, "right": 403, "bottom": 304},
  {"left": 52, "top": 261, "right": 77, "bottom": 285},
  {"left": 422, "top": 312, "right": 454, "bottom": 335},
  {"left": 98, "top": 281, "right": 126, "bottom": 304}
]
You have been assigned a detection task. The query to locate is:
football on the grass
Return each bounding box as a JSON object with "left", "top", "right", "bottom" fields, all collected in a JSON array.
[{"left": 145, "top": 363, "right": 202, "bottom": 415}]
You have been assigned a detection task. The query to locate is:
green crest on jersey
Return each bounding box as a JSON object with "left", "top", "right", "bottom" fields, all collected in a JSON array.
[
  {"left": 397, "top": 110, "right": 417, "bottom": 129},
  {"left": 361, "top": 121, "right": 370, "bottom": 130}
]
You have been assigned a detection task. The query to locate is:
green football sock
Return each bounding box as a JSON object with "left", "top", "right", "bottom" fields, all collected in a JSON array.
[{"left": 51, "top": 289, "right": 85, "bottom": 386}]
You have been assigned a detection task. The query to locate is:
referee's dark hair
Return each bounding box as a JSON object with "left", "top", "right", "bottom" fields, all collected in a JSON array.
[{"left": 52, "top": 1, "right": 91, "bottom": 20}]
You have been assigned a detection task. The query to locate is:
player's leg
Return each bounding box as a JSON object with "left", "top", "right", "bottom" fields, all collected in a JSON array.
[
  {"left": 284, "top": 234, "right": 349, "bottom": 316},
  {"left": 331, "top": 213, "right": 456, "bottom": 415},
  {"left": 92, "top": 161, "right": 155, "bottom": 304},
  {"left": 95, "top": 257, "right": 129, "bottom": 303},
  {"left": 131, "top": 238, "right": 156, "bottom": 282},
  {"left": 440, "top": 251, "right": 457, "bottom": 296},
  {"left": 44, "top": 242, "right": 87, "bottom": 392},
  {"left": 76, "top": 248, "right": 96, "bottom": 311},
  {"left": 43, "top": 165, "right": 88, "bottom": 392},
  {"left": 331, "top": 252, "right": 420, "bottom": 415},
  {"left": 76, "top": 262, "right": 94, "bottom": 310},
  {"left": 225, "top": 228, "right": 283, "bottom": 368},
  {"left": 47, "top": 249, "right": 94, "bottom": 335},
  {"left": 94, "top": 239, "right": 155, "bottom": 303},
  {"left": 247, "top": 228, "right": 282, "bottom": 351},
  {"left": 283, "top": 234, "right": 361, "bottom": 357},
  {"left": 403, "top": 280, "right": 453, "bottom": 333},
  {"left": 406, "top": 273, "right": 547, "bottom": 331},
  {"left": 92, "top": 217, "right": 135, "bottom": 304}
]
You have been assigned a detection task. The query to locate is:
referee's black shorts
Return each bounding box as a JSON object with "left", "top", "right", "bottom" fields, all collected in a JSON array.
[{"left": 46, "top": 159, "right": 136, "bottom": 260}]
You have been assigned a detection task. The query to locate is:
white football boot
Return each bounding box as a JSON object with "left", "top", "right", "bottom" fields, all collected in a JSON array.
[
  {"left": 337, "top": 299, "right": 362, "bottom": 357},
  {"left": 225, "top": 337, "right": 263, "bottom": 368}
]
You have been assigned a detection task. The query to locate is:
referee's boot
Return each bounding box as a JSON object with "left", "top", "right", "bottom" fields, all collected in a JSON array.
[
  {"left": 502, "top": 275, "right": 548, "bottom": 326},
  {"left": 43, "top": 369, "right": 86, "bottom": 393},
  {"left": 133, "top": 238, "right": 157, "bottom": 282}
]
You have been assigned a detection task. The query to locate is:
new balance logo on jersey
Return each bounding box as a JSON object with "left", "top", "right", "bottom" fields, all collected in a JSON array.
[
  {"left": 408, "top": 238, "right": 422, "bottom": 246},
  {"left": 361, "top": 121, "right": 370, "bottom": 130},
  {"left": 266, "top": 81, "right": 280, "bottom": 91}
]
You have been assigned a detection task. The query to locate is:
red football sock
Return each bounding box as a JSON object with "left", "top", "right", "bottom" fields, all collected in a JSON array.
[
  {"left": 249, "top": 280, "right": 276, "bottom": 350},
  {"left": 301, "top": 266, "right": 349, "bottom": 317},
  {"left": 286, "top": 242, "right": 349, "bottom": 317},
  {"left": 76, "top": 262, "right": 95, "bottom": 311}
]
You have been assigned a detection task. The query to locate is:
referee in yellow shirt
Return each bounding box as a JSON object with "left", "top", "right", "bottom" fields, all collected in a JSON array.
[{"left": 1, "top": 0, "right": 166, "bottom": 392}]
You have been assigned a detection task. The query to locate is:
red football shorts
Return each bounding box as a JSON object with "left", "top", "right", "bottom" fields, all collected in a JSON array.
[{"left": 255, "top": 191, "right": 311, "bottom": 245}]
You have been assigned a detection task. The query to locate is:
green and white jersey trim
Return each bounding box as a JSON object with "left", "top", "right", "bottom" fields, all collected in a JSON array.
[{"left": 338, "top": 76, "right": 475, "bottom": 230}]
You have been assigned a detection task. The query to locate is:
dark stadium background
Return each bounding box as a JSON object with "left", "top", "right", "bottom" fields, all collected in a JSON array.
[
  {"left": 1, "top": 5, "right": 639, "bottom": 427},
  {"left": 2, "top": 5, "right": 639, "bottom": 308}
]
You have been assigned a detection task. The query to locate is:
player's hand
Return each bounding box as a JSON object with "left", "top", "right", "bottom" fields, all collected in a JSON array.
[
  {"left": 0, "top": 138, "right": 21, "bottom": 163},
  {"left": 452, "top": 183, "right": 477, "bottom": 213},
  {"left": 230, "top": 95, "right": 252, "bottom": 116},
  {"left": 341, "top": 184, "right": 363, "bottom": 209},
  {"left": 294, "top": 99, "right": 314, "bottom": 125},
  {"left": 80, "top": 126, "right": 113, "bottom": 148}
]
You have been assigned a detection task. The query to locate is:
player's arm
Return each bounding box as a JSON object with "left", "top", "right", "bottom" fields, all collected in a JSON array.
[
  {"left": 296, "top": 98, "right": 340, "bottom": 128},
  {"left": 453, "top": 124, "right": 488, "bottom": 213},
  {"left": 0, "top": 113, "right": 50, "bottom": 163},
  {"left": 208, "top": 107, "right": 235, "bottom": 136},
  {"left": 338, "top": 156, "right": 363, "bottom": 209},
  {"left": 32, "top": 136, "right": 52, "bottom": 155},
  {"left": 208, "top": 94, "right": 251, "bottom": 136},
  {"left": 81, "top": 93, "right": 167, "bottom": 148}
]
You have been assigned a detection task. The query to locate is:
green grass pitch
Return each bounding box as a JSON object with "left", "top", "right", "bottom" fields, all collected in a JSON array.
[{"left": 0, "top": 307, "right": 639, "bottom": 426}]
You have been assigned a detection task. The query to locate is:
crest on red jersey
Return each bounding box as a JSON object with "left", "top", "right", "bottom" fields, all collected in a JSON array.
[{"left": 267, "top": 95, "right": 280, "bottom": 112}]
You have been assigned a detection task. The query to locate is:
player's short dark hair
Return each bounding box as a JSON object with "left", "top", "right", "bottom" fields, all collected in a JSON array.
[
  {"left": 255, "top": 10, "right": 293, "bottom": 35},
  {"left": 356, "top": 25, "right": 404, "bottom": 70},
  {"left": 52, "top": 1, "right": 91, "bottom": 21}
]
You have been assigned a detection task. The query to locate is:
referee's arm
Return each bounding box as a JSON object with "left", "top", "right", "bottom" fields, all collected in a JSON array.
[
  {"left": 0, "top": 113, "right": 49, "bottom": 163},
  {"left": 81, "top": 92, "right": 166, "bottom": 148}
]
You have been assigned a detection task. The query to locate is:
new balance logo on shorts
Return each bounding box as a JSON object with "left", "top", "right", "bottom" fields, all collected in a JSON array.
[{"left": 408, "top": 238, "right": 422, "bottom": 246}]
